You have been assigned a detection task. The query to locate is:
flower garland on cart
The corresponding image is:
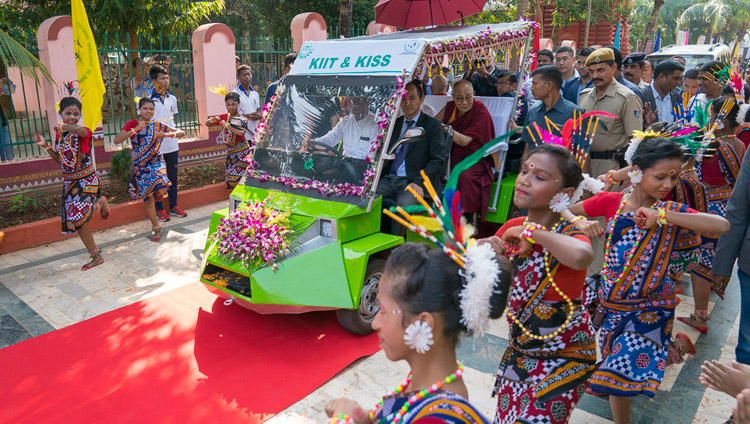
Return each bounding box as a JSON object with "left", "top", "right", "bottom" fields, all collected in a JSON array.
[
  {"left": 209, "top": 198, "right": 296, "bottom": 272},
  {"left": 244, "top": 73, "right": 408, "bottom": 197}
]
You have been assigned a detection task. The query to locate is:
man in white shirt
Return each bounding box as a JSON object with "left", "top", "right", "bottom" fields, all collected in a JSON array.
[
  {"left": 301, "top": 98, "right": 378, "bottom": 160},
  {"left": 691, "top": 60, "right": 726, "bottom": 124},
  {"left": 148, "top": 65, "right": 187, "bottom": 221},
  {"left": 234, "top": 65, "right": 261, "bottom": 137}
]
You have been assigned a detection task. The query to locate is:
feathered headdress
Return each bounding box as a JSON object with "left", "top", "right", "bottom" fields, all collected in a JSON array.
[
  {"left": 209, "top": 82, "right": 238, "bottom": 98},
  {"left": 703, "top": 59, "right": 732, "bottom": 88},
  {"left": 55, "top": 81, "right": 84, "bottom": 112},
  {"left": 526, "top": 110, "right": 617, "bottom": 168},
  {"left": 382, "top": 131, "right": 518, "bottom": 338}
]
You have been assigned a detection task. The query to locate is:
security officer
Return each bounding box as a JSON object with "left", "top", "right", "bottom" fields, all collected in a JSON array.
[
  {"left": 578, "top": 47, "right": 643, "bottom": 179},
  {"left": 623, "top": 52, "right": 648, "bottom": 89}
]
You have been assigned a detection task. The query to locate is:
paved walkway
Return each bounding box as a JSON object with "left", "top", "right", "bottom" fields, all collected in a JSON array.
[{"left": 0, "top": 201, "right": 742, "bottom": 423}]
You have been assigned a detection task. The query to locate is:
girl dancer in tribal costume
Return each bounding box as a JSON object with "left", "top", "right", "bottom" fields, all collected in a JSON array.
[
  {"left": 678, "top": 96, "right": 744, "bottom": 333},
  {"left": 33, "top": 97, "right": 110, "bottom": 270},
  {"left": 113, "top": 98, "right": 185, "bottom": 242},
  {"left": 482, "top": 144, "right": 597, "bottom": 424},
  {"left": 205, "top": 92, "right": 250, "bottom": 188},
  {"left": 567, "top": 137, "right": 730, "bottom": 424},
  {"left": 325, "top": 244, "right": 512, "bottom": 424}
]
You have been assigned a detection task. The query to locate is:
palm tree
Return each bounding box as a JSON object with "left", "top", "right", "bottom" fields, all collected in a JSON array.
[
  {"left": 340, "top": 0, "right": 353, "bottom": 37},
  {"left": 677, "top": 0, "right": 729, "bottom": 43},
  {"left": 0, "top": 28, "right": 51, "bottom": 83},
  {"left": 638, "top": 0, "right": 666, "bottom": 51}
]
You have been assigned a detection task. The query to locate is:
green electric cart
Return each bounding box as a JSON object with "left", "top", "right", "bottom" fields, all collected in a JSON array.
[{"left": 199, "top": 22, "right": 536, "bottom": 334}]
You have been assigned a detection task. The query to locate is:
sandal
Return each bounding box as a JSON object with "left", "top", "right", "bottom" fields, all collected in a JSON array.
[
  {"left": 150, "top": 225, "right": 162, "bottom": 242},
  {"left": 81, "top": 248, "right": 104, "bottom": 271},
  {"left": 99, "top": 196, "right": 111, "bottom": 221},
  {"left": 677, "top": 310, "right": 710, "bottom": 333},
  {"left": 667, "top": 332, "right": 697, "bottom": 365}
]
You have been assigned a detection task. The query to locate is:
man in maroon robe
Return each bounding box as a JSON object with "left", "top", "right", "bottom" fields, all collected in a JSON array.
[{"left": 436, "top": 79, "right": 496, "bottom": 220}]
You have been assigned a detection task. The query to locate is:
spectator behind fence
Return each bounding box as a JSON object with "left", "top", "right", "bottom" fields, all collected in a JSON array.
[
  {"left": 234, "top": 65, "right": 262, "bottom": 135},
  {"left": 265, "top": 53, "right": 297, "bottom": 105},
  {"left": 131, "top": 57, "right": 154, "bottom": 97},
  {"left": 0, "top": 77, "right": 14, "bottom": 160}
]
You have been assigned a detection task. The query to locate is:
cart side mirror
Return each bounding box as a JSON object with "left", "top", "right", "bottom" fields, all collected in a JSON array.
[{"left": 385, "top": 127, "right": 425, "bottom": 157}]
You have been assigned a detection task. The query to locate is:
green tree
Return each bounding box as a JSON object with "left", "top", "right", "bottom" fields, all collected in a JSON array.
[
  {"left": 89, "top": 0, "right": 225, "bottom": 62},
  {"left": 677, "top": 0, "right": 729, "bottom": 43}
]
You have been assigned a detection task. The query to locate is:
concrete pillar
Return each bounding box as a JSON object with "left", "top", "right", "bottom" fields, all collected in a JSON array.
[
  {"left": 192, "top": 23, "right": 237, "bottom": 139},
  {"left": 290, "top": 13, "right": 327, "bottom": 52},
  {"left": 37, "top": 16, "right": 75, "bottom": 140},
  {"left": 366, "top": 21, "right": 396, "bottom": 36}
]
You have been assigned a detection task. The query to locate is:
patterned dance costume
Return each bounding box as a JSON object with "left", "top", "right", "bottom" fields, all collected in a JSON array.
[
  {"left": 493, "top": 218, "right": 596, "bottom": 424},
  {"left": 215, "top": 113, "right": 251, "bottom": 184},
  {"left": 121, "top": 120, "right": 171, "bottom": 200},
  {"left": 373, "top": 391, "right": 490, "bottom": 423},
  {"left": 583, "top": 193, "right": 700, "bottom": 397},
  {"left": 56, "top": 128, "right": 100, "bottom": 234}
]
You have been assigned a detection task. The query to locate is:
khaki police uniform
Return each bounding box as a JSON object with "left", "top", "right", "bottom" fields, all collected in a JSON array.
[{"left": 578, "top": 80, "right": 643, "bottom": 178}]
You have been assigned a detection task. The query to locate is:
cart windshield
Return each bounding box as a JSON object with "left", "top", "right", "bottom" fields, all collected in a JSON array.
[{"left": 252, "top": 75, "right": 398, "bottom": 189}]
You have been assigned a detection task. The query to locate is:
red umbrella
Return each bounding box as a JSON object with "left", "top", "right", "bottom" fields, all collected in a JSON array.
[{"left": 375, "top": 0, "right": 488, "bottom": 30}]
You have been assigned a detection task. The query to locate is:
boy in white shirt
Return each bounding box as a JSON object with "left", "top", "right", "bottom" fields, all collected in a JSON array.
[
  {"left": 149, "top": 65, "right": 187, "bottom": 221},
  {"left": 233, "top": 65, "right": 262, "bottom": 138}
]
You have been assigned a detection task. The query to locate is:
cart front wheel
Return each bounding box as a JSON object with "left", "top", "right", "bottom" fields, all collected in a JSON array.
[{"left": 336, "top": 258, "right": 385, "bottom": 335}]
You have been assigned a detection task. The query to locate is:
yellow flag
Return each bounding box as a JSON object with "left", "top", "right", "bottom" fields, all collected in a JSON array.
[{"left": 71, "top": 0, "right": 105, "bottom": 132}]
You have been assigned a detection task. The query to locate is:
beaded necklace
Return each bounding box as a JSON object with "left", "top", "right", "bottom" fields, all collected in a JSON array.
[
  {"left": 600, "top": 190, "right": 658, "bottom": 286},
  {"left": 369, "top": 362, "right": 464, "bottom": 424},
  {"left": 57, "top": 131, "right": 78, "bottom": 169},
  {"left": 506, "top": 216, "right": 575, "bottom": 341}
]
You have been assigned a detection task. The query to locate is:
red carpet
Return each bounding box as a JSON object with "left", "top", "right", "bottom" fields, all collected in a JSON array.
[{"left": 0, "top": 282, "right": 379, "bottom": 424}]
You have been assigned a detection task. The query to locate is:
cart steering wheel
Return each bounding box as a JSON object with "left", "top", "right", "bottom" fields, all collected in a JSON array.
[{"left": 306, "top": 140, "right": 344, "bottom": 158}]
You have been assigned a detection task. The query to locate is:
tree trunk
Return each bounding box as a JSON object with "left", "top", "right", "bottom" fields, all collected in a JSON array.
[
  {"left": 637, "top": 0, "right": 665, "bottom": 52},
  {"left": 339, "top": 0, "right": 353, "bottom": 38},
  {"left": 516, "top": 0, "right": 530, "bottom": 20},
  {"left": 510, "top": 0, "right": 531, "bottom": 72}
]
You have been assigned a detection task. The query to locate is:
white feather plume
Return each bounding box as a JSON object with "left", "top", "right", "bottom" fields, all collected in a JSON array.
[
  {"left": 571, "top": 174, "right": 605, "bottom": 203},
  {"left": 459, "top": 243, "right": 501, "bottom": 337},
  {"left": 737, "top": 103, "right": 750, "bottom": 127},
  {"left": 624, "top": 136, "right": 644, "bottom": 166}
]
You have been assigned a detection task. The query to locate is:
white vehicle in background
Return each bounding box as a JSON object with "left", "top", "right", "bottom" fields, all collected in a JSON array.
[{"left": 647, "top": 43, "right": 730, "bottom": 69}]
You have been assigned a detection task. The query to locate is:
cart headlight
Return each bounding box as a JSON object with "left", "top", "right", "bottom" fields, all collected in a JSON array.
[{"left": 320, "top": 219, "right": 334, "bottom": 238}]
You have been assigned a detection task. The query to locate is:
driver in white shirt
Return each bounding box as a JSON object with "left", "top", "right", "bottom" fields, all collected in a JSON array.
[{"left": 301, "top": 97, "right": 379, "bottom": 159}]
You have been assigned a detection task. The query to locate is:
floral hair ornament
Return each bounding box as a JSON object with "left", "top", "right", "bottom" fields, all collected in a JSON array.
[
  {"left": 737, "top": 103, "right": 750, "bottom": 127},
  {"left": 549, "top": 192, "right": 570, "bottom": 213},
  {"left": 624, "top": 129, "right": 663, "bottom": 166},
  {"left": 627, "top": 167, "right": 643, "bottom": 185},
  {"left": 404, "top": 320, "right": 434, "bottom": 354},
  {"left": 382, "top": 130, "right": 518, "bottom": 338}
]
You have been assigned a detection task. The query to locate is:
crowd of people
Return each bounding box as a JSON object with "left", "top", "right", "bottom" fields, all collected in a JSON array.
[{"left": 32, "top": 40, "right": 750, "bottom": 423}]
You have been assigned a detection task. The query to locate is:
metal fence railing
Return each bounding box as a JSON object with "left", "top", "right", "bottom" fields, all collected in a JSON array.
[
  {"left": 235, "top": 37, "right": 294, "bottom": 101},
  {"left": 1, "top": 29, "right": 48, "bottom": 161},
  {"left": 98, "top": 32, "right": 201, "bottom": 151}
]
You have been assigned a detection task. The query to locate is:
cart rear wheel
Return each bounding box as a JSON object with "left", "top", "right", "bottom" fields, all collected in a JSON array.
[{"left": 336, "top": 258, "right": 385, "bottom": 335}]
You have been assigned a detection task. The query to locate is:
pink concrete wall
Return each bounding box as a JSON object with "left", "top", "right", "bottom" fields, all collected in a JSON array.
[
  {"left": 291, "top": 13, "right": 328, "bottom": 52},
  {"left": 192, "top": 23, "right": 237, "bottom": 139},
  {"left": 6, "top": 68, "right": 46, "bottom": 116},
  {"left": 366, "top": 21, "right": 396, "bottom": 35},
  {"left": 37, "top": 16, "right": 78, "bottom": 139}
]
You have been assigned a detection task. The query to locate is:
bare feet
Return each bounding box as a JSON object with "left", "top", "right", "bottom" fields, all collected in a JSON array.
[{"left": 81, "top": 248, "right": 103, "bottom": 271}]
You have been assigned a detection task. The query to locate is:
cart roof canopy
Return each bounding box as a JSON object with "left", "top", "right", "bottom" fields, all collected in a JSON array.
[{"left": 291, "top": 21, "right": 535, "bottom": 77}]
